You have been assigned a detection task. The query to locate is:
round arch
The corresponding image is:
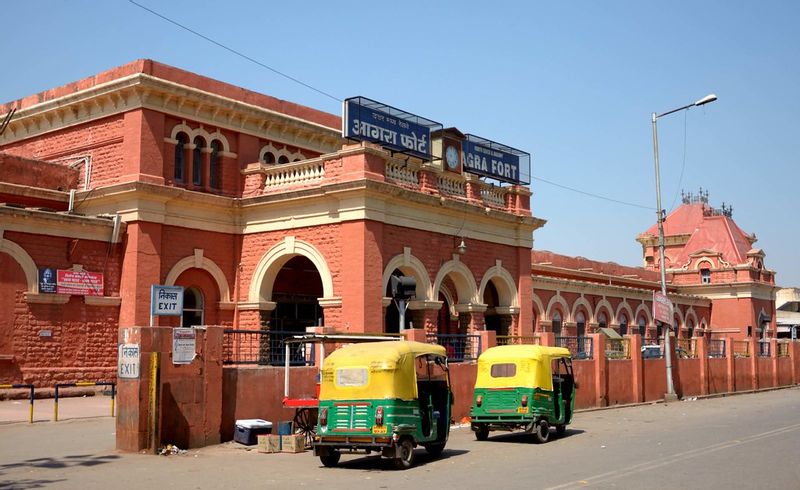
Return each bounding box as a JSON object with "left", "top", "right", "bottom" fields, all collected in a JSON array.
[
  {"left": 0, "top": 237, "right": 38, "bottom": 293},
  {"left": 478, "top": 263, "right": 519, "bottom": 308},
  {"left": 571, "top": 297, "right": 593, "bottom": 324},
  {"left": 532, "top": 293, "right": 546, "bottom": 323},
  {"left": 381, "top": 251, "right": 432, "bottom": 301},
  {"left": 615, "top": 301, "right": 635, "bottom": 324},
  {"left": 594, "top": 299, "right": 614, "bottom": 325},
  {"left": 432, "top": 258, "right": 478, "bottom": 306},
  {"left": 248, "top": 237, "right": 334, "bottom": 304},
  {"left": 634, "top": 303, "right": 653, "bottom": 327},
  {"left": 545, "top": 294, "right": 569, "bottom": 320},
  {"left": 165, "top": 253, "right": 232, "bottom": 303},
  {"left": 673, "top": 305, "right": 685, "bottom": 329},
  {"left": 684, "top": 307, "right": 699, "bottom": 329}
]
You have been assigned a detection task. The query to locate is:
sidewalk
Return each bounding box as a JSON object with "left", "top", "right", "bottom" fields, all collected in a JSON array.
[{"left": 0, "top": 393, "right": 115, "bottom": 424}]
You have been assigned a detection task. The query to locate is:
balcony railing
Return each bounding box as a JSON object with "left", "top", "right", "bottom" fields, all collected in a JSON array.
[{"left": 263, "top": 160, "right": 325, "bottom": 189}]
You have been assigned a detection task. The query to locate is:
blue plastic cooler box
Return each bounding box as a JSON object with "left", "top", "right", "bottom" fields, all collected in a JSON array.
[{"left": 234, "top": 419, "right": 272, "bottom": 445}]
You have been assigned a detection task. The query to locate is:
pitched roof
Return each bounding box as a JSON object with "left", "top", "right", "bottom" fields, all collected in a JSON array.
[{"left": 639, "top": 203, "right": 755, "bottom": 267}]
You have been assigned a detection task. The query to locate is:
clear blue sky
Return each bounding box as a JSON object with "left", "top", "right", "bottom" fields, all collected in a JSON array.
[{"left": 3, "top": 1, "right": 798, "bottom": 285}]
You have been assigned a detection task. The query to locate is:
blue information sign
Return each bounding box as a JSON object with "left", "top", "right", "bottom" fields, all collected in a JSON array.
[
  {"left": 461, "top": 134, "right": 530, "bottom": 185},
  {"left": 343, "top": 97, "right": 440, "bottom": 161},
  {"left": 462, "top": 139, "right": 522, "bottom": 184},
  {"left": 150, "top": 285, "right": 184, "bottom": 317}
]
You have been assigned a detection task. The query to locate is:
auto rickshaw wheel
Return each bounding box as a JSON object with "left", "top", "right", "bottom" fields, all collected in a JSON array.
[
  {"left": 394, "top": 438, "right": 415, "bottom": 470},
  {"left": 319, "top": 449, "right": 341, "bottom": 468},
  {"left": 533, "top": 420, "right": 550, "bottom": 444},
  {"left": 474, "top": 424, "right": 489, "bottom": 441},
  {"left": 556, "top": 424, "right": 566, "bottom": 437},
  {"left": 293, "top": 408, "right": 318, "bottom": 449},
  {"left": 423, "top": 442, "right": 445, "bottom": 457}
]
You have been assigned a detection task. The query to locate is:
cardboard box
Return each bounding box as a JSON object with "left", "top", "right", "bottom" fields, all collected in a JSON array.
[
  {"left": 257, "top": 434, "right": 282, "bottom": 453},
  {"left": 281, "top": 434, "right": 306, "bottom": 453}
]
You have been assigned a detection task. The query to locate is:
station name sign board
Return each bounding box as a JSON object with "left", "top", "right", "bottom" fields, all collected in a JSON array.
[
  {"left": 462, "top": 134, "right": 529, "bottom": 185},
  {"left": 343, "top": 97, "right": 441, "bottom": 161}
]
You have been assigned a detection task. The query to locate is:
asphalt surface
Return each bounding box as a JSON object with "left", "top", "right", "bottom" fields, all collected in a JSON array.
[{"left": 0, "top": 388, "right": 798, "bottom": 489}]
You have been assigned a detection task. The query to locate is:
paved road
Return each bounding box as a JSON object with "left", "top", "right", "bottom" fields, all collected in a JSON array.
[{"left": 0, "top": 388, "right": 798, "bottom": 489}]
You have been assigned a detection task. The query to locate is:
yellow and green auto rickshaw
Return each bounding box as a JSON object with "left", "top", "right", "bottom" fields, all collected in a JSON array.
[
  {"left": 313, "top": 340, "right": 452, "bottom": 469},
  {"left": 470, "top": 344, "right": 575, "bottom": 443}
]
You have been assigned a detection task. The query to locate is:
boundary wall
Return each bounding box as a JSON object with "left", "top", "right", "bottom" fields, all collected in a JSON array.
[{"left": 116, "top": 326, "right": 800, "bottom": 452}]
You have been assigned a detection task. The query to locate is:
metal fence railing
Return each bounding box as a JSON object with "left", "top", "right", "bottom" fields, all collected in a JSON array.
[
  {"left": 777, "top": 341, "right": 790, "bottom": 358},
  {"left": 708, "top": 339, "right": 726, "bottom": 358},
  {"left": 496, "top": 335, "right": 540, "bottom": 346},
  {"left": 733, "top": 340, "right": 750, "bottom": 358},
  {"left": 605, "top": 338, "right": 630, "bottom": 359},
  {"left": 758, "top": 341, "right": 771, "bottom": 358},
  {"left": 676, "top": 339, "right": 698, "bottom": 358},
  {"left": 222, "top": 329, "right": 315, "bottom": 366},
  {"left": 426, "top": 333, "right": 481, "bottom": 362},
  {"left": 555, "top": 336, "right": 594, "bottom": 360}
]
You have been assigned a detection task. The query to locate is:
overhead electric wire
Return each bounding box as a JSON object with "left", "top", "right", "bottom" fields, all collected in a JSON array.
[
  {"left": 530, "top": 175, "right": 654, "bottom": 210},
  {"left": 127, "top": 0, "right": 341, "bottom": 103},
  {"left": 128, "top": 0, "right": 654, "bottom": 214}
]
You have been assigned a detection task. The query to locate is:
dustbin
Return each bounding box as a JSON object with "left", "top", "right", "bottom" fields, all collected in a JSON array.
[{"left": 277, "top": 420, "right": 293, "bottom": 435}]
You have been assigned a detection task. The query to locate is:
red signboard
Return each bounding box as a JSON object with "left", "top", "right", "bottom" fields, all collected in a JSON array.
[
  {"left": 57, "top": 269, "right": 104, "bottom": 296},
  {"left": 652, "top": 292, "right": 673, "bottom": 324}
]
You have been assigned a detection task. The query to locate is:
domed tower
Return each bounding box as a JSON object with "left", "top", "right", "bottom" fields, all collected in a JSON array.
[{"left": 636, "top": 190, "right": 777, "bottom": 340}]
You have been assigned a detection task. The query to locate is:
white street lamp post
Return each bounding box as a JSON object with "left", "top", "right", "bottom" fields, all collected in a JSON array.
[{"left": 651, "top": 93, "right": 717, "bottom": 397}]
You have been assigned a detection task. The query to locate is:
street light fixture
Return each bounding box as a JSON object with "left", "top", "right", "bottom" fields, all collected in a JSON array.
[{"left": 651, "top": 93, "right": 717, "bottom": 398}]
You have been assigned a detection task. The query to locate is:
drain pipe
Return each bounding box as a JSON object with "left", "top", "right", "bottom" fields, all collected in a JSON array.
[{"left": 68, "top": 189, "right": 76, "bottom": 213}]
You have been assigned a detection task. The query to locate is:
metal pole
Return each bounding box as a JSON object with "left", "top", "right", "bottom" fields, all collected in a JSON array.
[
  {"left": 651, "top": 112, "right": 675, "bottom": 397},
  {"left": 398, "top": 299, "right": 407, "bottom": 331}
]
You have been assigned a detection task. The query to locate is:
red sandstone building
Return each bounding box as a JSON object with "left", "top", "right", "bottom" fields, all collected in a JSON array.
[{"left": 0, "top": 60, "right": 779, "bottom": 386}]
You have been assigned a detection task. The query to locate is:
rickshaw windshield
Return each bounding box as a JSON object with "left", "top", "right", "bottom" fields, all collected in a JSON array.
[{"left": 319, "top": 341, "right": 446, "bottom": 401}]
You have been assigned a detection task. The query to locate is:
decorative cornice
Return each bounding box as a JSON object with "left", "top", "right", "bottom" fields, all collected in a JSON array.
[
  {"left": 0, "top": 73, "right": 343, "bottom": 155},
  {"left": 532, "top": 274, "right": 710, "bottom": 306}
]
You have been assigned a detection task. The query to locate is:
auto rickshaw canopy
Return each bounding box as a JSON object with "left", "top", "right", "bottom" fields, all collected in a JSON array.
[
  {"left": 319, "top": 340, "right": 447, "bottom": 401},
  {"left": 475, "top": 345, "right": 572, "bottom": 391}
]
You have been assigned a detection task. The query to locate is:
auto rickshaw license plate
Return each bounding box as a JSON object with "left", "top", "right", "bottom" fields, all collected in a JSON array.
[
  {"left": 372, "top": 425, "right": 387, "bottom": 434},
  {"left": 517, "top": 407, "right": 529, "bottom": 413}
]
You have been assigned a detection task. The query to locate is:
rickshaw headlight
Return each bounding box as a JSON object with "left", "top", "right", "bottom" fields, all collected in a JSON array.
[
  {"left": 319, "top": 407, "right": 328, "bottom": 427},
  {"left": 375, "top": 406, "right": 384, "bottom": 426},
  {"left": 521, "top": 395, "right": 528, "bottom": 407},
  {"left": 476, "top": 395, "right": 483, "bottom": 407}
]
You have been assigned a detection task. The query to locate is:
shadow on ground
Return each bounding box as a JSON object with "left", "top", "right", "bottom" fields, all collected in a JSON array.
[
  {"left": 480, "top": 428, "right": 586, "bottom": 444},
  {"left": 320, "top": 448, "right": 469, "bottom": 471}
]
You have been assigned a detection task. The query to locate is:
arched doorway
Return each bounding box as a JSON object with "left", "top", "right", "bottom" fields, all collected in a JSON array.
[
  {"left": 384, "top": 269, "right": 412, "bottom": 333},
  {"left": 265, "top": 255, "right": 324, "bottom": 331},
  {"left": 483, "top": 281, "right": 505, "bottom": 334}
]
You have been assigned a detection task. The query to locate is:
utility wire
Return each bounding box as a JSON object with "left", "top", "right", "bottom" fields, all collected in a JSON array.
[
  {"left": 668, "top": 109, "right": 689, "bottom": 212},
  {"left": 530, "top": 175, "right": 654, "bottom": 210},
  {"left": 128, "top": 0, "right": 654, "bottom": 214},
  {"left": 127, "top": 0, "right": 342, "bottom": 103}
]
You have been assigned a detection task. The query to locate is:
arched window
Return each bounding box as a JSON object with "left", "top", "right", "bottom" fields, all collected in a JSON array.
[
  {"left": 598, "top": 312, "right": 608, "bottom": 329},
  {"left": 576, "top": 312, "right": 586, "bottom": 338},
  {"left": 687, "top": 318, "right": 695, "bottom": 338},
  {"left": 174, "top": 133, "right": 188, "bottom": 183},
  {"left": 551, "top": 311, "right": 562, "bottom": 335},
  {"left": 701, "top": 268, "right": 711, "bottom": 284},
  {"left": 192, "top": 137, "right": 204, "bottom": 186},
  {"left": 278, "top": 155, "right": 290, "bottom": 164},
  {"left": 638, "top": 316, "right": 647, "bottom": 337},
  {"left": 619, "top": 314, "right": 628, "bottom": 336},
  {"left": 210, "top": 140, "right": 222, "bottom": 189},
  {"left": 263, "top": 151, "right": 276, "bottom": 164},
  {"left": 182, "top": 287, "right": 204, "bottom": 327}
]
